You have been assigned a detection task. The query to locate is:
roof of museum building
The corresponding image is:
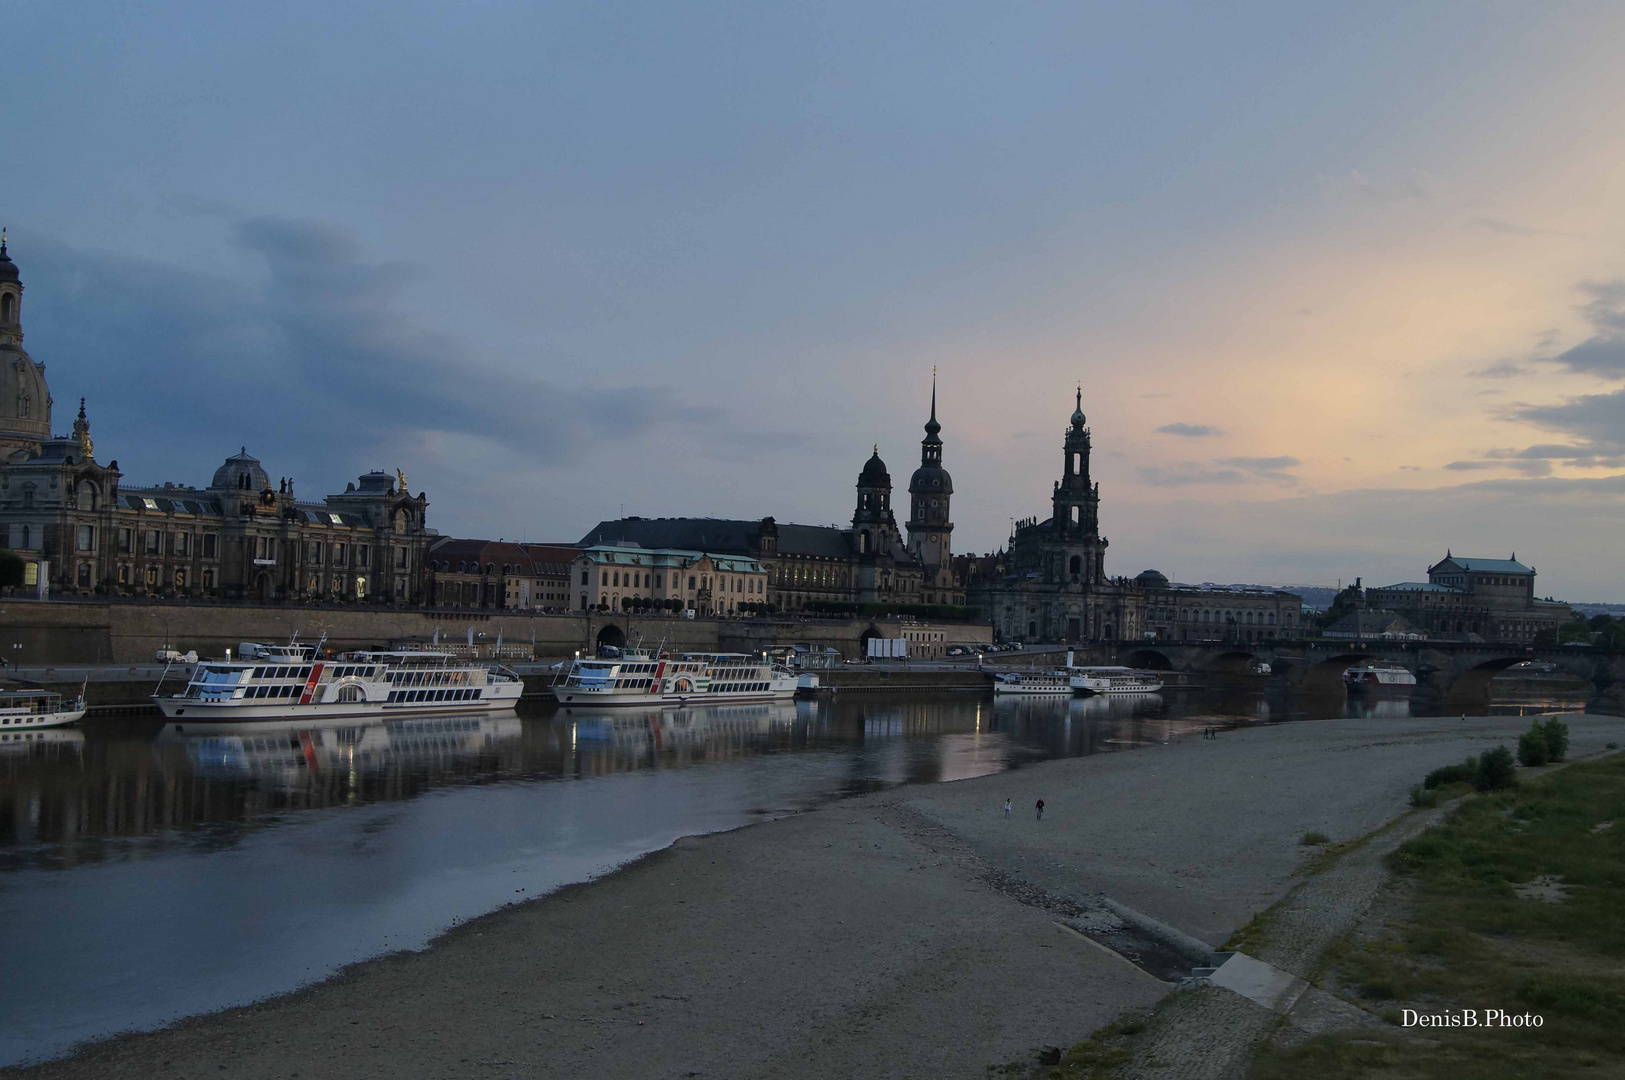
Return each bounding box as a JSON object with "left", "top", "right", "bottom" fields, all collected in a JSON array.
[
  {"left": 425, "top": 538, "right": 580, "bottom": 575},
  {"left": 579, "top": 517, "right": 853, "bottom": 560},
  {"left": 1432, "top": 555, "right": 1533, "bottom": 574},
  {"left": 1370, "top": 581, "right": 1463, "bottom": 593},
  {"left": 577, "top": 542, "right": 762, "bottom": 574}
]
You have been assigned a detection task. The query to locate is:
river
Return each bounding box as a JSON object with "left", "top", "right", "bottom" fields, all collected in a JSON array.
[{"left": 0, "top": 684, "right": 1587, "bottom": 1066}]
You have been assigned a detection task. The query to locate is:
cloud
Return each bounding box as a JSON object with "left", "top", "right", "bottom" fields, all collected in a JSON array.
[
  {"left": 1512, "top": 388, "right": 1625, "bottom": 463},
  {"left": 1398, "top": 465, "right": 1421, "bottom": 471},
  {"left": 23, "top": 217, "right": 786, "bottom": 477},
  {"left": 1318, "top": 168, "right": 1431, "bottom": 205},
  {"left": 1139, "top": 454, "right": 1301, "bottom": 487},
  {"left": 1445, "top": 460, "right": 1495, "bottom": 471},
  {"left": 1470, "top": 360, "right": 1528, "bottom": 379},
  {"left": 1137, "top": 465, "right": 1246, "bottom": 487},
  {"left": 1156, "top": 422, "right": 1223, "bottom": 437},
  {"left": 1542, "top": 281, "right": 1625, "bottom": 377},
  {"left": 1468, "top": 216, "right": 1573, "bottom": 238},
  {"left": 1216, "top": 455, "right": 1301, "bottom": 483}
]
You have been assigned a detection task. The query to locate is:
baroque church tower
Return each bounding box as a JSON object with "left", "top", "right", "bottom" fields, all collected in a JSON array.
[
  {"left": 0, "top": 230, "right": 53, "bottom": 461},
  {"left": 1052, "top": 387, "right": 1104, "bottom": 585},
  {"left": 905, "top": 375, "right": 953, "bottom": 576}
]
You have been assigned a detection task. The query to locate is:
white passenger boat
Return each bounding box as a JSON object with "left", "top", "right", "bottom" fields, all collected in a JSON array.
[
  {"left": 0, "top": 689, "right": 87, "bottom": 730},
  {"left": 1343, "top": 664, "right": 1417, "bottom": 691},
  {"left": 550, "top": 651, "right": 797, "bottom": 706},
  {"left": 992, "top": 671, "right": 1075, "bottom": 695},
  {"left": 1068, "top": 667, "right": 1165, "bottom": 695},
  {"left": 154, "top": 642, "right": 522, "bottom": 720}
]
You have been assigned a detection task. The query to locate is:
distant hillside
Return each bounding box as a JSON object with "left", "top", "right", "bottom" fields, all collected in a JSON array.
[{"left": 1569, "top": 601, "right": 1625, "bottom": 619}]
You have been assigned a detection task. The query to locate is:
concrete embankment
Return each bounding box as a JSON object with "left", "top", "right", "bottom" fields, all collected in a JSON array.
[
  {"left": 16, "top": 711, "right": 1625, "bottom": 1080},
  {"left": 0, "top": 599, "right": 990, "bottom": 666}
]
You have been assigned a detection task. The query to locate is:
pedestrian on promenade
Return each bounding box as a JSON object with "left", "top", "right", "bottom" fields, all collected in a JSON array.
[
  {"left": 1003, "top": 798, "right": 1012, "bottom": 818},
  {"left": 1036, "top": 798, "right": 1045, "bottom": 821}
]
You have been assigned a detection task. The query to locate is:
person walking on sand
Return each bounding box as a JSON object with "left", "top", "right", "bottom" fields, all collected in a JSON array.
[
  {"left": 1003, "top": 798, "right": 1012, "bottom": 819},
  {"left": 1036, "top": 798, "right": 1045, "bottom": 821}
]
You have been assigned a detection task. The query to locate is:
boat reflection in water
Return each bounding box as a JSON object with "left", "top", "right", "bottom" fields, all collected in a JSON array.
[
  {"left": 156, "top": 714, "right": 524, "bottom": 790},
  {"left": 0, "top": 726, "right": 85, "bottom": 755}
]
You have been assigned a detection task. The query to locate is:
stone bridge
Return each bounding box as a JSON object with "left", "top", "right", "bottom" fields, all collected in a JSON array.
[{"left": 1064, "top": 639, "right": 1625, "bottom": 710}]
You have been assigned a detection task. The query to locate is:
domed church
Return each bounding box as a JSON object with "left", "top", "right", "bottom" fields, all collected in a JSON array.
[{"left": 0, "top": 233, "right": 431, "bottom": 602}]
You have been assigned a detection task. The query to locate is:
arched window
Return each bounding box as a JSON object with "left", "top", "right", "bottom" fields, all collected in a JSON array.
[
  {"left": 860, "top": 530, "right": 871, "bottom": 553},
  {"left": 1072, "top": 452, "right": 1080, "bottom": 474},
  {"left": 1070, "top": 506, "right": 1080, "bottom": 524},
  {"left": 1069, "top": 555, "right": 1081, "bottom": 575},
  {"left": 1, "top": 293, "right": 12, "bottom": 322}
]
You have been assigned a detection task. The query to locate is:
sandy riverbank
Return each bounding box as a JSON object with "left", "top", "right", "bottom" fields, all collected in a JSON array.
[{"left": 13, "top": 712, "right": 1624, "bottom": 1080}]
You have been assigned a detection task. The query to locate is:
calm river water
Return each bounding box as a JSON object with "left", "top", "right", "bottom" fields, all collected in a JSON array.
[{"left": 0, "top": 685, "right": 1585, "bottom": 1065}]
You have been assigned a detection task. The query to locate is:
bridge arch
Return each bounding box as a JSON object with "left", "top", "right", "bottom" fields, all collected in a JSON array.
[
  {"left": 595, "top": 623, "right": 627, "bottom": 653},
  {"left": 1299, "top": 652, "right": 1379, "bottom": 695},
  {"left": 1443, "top": 655, "right": 1539, "bottom": 707},
  {"left": 1201, "top": 650, "right": 1260, "bottom": 676},
  {"left": 1121, "top": 648, "right": 1174, "bottom": 671}
]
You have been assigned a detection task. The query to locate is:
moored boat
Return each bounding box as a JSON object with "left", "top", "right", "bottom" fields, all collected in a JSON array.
[
  {"left": 154, "top": 642, "right": 522, "bottom": 720},
  {"left": 550, "top": 650, "right": 797, "bottom": 706},
  {"left": 992, "top": 671, "right": 1075, "bottom": 695},
  {"left": 0, "top": 689, "right": 87, "bottom": 731},
  {"left": 1342, "top": 663, "right": 1417, "bottom": 692},
  {"left": 1068, "top": 666, "right": 1165, "bottom": 695}
]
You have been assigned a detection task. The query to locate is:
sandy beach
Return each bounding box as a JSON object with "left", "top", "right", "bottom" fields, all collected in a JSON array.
[{"left": 12, "top": 712, "right": 1624, "bottom": 1080}]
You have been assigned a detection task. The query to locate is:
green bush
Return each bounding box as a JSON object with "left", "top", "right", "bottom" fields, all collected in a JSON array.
[
  {"left": 1300, "top": 831, "right": 1331, "bottom": 845},
  {"left": 1518, "top": 722, "right": 1550, "bottom": 767},
  {"left": 1542, "top": 717, "right": 1570, "bottom": 762},
  {"left": 1424, "top": 757, "right": 1477, "bottom": 789},
  {"left": 1409, "top": 785, "right": 1439, "bottom": 808},
  {"left": 1474, "top": 745, "right": 1518, "bottom": 791}
]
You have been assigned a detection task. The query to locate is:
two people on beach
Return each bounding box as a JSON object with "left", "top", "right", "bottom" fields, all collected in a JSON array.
[{"left": 1005, "top": 797, "right": 1045, "bottom": 820}]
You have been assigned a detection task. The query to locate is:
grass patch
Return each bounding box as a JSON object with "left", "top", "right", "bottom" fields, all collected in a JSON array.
[
  {"left": 988, "top": 1011, "right": 1151, "bottom": 1078},
  {"left": 1251, "top": 753, "right": 1625, "bottom": 1080},
  {"left": 1301, "top": 831, "right": 1331, "bottom": 846}
]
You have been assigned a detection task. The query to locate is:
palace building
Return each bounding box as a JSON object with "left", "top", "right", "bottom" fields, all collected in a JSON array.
[
  {"left": 0, "top": 234, "right": 433, "bottom": 603},
  {"left": 579, "top": 381, "right": 964, "bottom": 612},
  {"left": 1366, "top": 554, "right": 1570, "bottom": 644}
]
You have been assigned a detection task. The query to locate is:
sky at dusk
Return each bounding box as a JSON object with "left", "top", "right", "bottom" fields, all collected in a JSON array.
[{"left": 4, "top": 3, "right": 1624, "bottom": 598}]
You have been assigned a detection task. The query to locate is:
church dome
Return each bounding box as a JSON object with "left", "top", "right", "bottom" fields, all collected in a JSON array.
[
  {"left": 1135, "top": 569, "right": 1170, "bottom": 589},
  {"left": 858, "top": 448, "right": 891, "bottom": 487},
  {"left": 0, "top": 245, "right": 18, "bottom": 284},
  {"left": 210, "top": 448, "right": 271, "bottom": 492}
]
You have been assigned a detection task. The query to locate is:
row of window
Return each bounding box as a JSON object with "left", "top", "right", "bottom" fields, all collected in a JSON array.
[
  {"left": 587, "top": 570, "right": 765, "bottom": 595},
  {"left": 386, "top": 670, "right": 473, "bottom": 687},
  {"left": 388, "top": 688, "right": 481, "bottom": 703},
  {"left": 242, "top": 685, "right": 302, "bottom": 700}
]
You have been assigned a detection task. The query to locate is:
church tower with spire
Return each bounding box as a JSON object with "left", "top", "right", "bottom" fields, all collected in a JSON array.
[
  {"left": 0, "top": 230, "right": 53, "bottom": 460},
  {"left": 906, "top": 373, "right": 959, "bottom": 604}
]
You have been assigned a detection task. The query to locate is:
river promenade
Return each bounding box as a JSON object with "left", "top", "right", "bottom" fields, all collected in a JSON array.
[{"left": 11, "top": 712, "right": 1624, "bottom": 1080}]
